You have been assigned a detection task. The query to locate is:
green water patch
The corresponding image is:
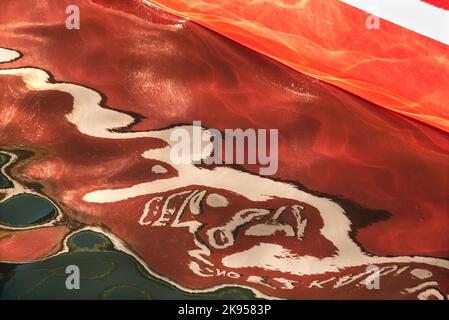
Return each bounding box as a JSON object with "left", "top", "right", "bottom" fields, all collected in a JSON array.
[
  {"left": 0, "top": 230, "right": 257, "bottom": 300},
  {"left": 0, "top": 194, "right": 57, "bottom": 227},
  {"left": 0, "top": 153, "right": 12, "bottom": 189}
]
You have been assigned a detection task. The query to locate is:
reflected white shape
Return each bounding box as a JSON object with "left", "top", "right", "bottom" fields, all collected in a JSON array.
[
  {"left": 417, "top": 288, "right": 444, "bottom": 300},
  {"left": 205, "top": 193, "right": 229, "bottom": 208},
  {"left": 410, "top": 268, "right": 433, "bottom": 280},
  {"left": 0, "top": 48, "right": 20, "bottom": 63},
  {"left": 151, "top": 165, "right": 168, "bottom": 174}
]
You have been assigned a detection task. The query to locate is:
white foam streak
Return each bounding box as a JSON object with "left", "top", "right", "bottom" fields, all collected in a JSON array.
[{"left": 0, "top": 48, "right": 20, "bottom": 63}]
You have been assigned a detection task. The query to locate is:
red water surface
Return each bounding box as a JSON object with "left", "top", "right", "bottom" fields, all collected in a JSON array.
[
  {"left": 422, "top": 0, "right": 449, "bottom": 10},
  {"left": 0, "top": 0, "right": 448, "bottom": 298},
  {"left": 151, "top": 0, "right": 449, "bottom": 133},
  {"left": 0, "top": 227, "right": 69, "bottom": 262}
]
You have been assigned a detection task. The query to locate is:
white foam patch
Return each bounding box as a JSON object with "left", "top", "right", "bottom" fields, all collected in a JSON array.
[
  {"left": 0, "top": 48, "right": 20, "bottom": 63},
  {"left": 410, "top": 268, "right": 433, "bottom": 279},
  {"left": 151, "top": 164, "right": 168, "bottom": 174},
  {"left": 205, "top": 193, "right": 229, "bottom": 208},
  {"left": 244, "top": 224, "right": 294, "bottom": 237},
  {"left": 417, "top": 288, "right": 444, "bottom": 300}
]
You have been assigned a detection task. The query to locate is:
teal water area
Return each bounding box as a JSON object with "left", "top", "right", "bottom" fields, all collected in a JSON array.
[
  {"left": 0, "top": 194, "right": 57, "bottom": 227},
  {"left": 0, "top": 230, "right": 257, "bottom": 300}
]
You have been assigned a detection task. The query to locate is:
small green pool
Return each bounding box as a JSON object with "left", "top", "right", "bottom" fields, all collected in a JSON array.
[{"left": 0, "top": 194, "right": 57, "bottom": 227}]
